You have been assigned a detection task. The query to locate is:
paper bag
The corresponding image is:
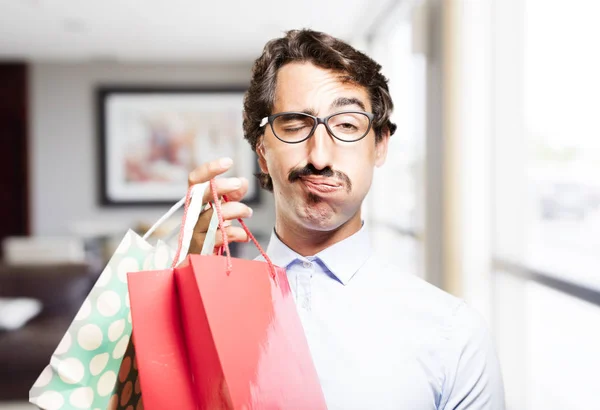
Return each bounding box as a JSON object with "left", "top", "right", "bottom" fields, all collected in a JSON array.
[{"left": 29, "top": 182, "right": 207, "bottom": 410}]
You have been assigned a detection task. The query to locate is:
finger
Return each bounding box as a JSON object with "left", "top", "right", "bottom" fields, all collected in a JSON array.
[
  {"left": 196, "top": 201, "right": 252, "bottom": 229},
  {"left": 201, "top": 176, "right": 248, "bottom": 204},
  {"left": 188, "top": 157, "right": 233, "bottom": 186},
  {"left": 189, "top": 225, "right": 248, "bottom": 255},
  {"left": 188, "top": 208, "right": 247, "bottom": 255},
  {"left": 223, "top": 177, "right": 249, "bottom": 202},
  {"left": 214, "top": 226, "right": 250, "bottom": 247},
  {"left": 213, "top": 201, "right": 253, "bottom": 221}
]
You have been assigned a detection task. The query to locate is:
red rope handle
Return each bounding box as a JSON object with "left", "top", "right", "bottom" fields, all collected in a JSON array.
[
  {"left": 171, "top": 180, "right": 276, "bottom": 279},
  {"left": 230, "top": 199, "right": 275, "bottom": 278},
  {"left": 211, "top": 180, "right": 276, "bottom": 279}
]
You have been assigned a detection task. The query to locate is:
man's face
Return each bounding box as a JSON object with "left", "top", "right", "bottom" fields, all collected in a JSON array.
[{"left": 258, "top": 62, "right": 389, "bottom": 232}]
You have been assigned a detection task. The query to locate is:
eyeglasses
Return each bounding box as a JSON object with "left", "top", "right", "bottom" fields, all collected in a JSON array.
[{"left": 259, "top": 111, "right": 375, "bottom": 144}]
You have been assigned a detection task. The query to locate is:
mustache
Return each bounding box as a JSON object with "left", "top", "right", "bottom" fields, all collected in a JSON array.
[{"left": 288, "top": 164, "right": 352, "bottom": 192}]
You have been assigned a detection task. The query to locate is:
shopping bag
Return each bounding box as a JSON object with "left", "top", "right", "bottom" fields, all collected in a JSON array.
[
  {"left": 130, "top": 179, "right": 327, "bottom": 409},
  {"left": 127, "top": 184, "right": 216, "bottom": 410},
  {"left": 176, "top": 256, "right": 327, "bottom": 409},
  {"left": 28, "top": 183, "right": 206, "bottom": 410}
]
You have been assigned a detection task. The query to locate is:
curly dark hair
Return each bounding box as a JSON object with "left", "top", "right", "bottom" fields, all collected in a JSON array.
[{"left": 243, "top": 29, "right": 397, "bottom": 191}]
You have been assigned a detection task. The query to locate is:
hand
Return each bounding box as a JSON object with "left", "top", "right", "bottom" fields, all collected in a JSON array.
[{"left": 187, "top": 157, "right": 253, "bottom": 254}]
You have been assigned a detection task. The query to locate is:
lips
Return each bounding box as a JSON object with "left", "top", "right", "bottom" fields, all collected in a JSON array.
[{"left": 300, "top": 177, "right": 343, "bottom": 194}]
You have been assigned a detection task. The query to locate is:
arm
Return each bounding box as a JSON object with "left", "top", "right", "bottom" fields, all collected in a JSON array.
[{"left": 440, "top": 303, "right": 506, "bottom": 410}]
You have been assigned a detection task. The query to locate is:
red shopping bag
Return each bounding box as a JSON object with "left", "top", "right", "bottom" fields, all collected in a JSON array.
[
  {"left": 127, "top": 182, "right": 207, "bottom": 410},
  {"left": 129, "top": 180, "right": 327, "bottom": 409},
  {"left": 176, "top": 254, "right": 326, "bottom": 409},
  {"left": 127, "top": 268, "right": 197, "bottom": 409}
]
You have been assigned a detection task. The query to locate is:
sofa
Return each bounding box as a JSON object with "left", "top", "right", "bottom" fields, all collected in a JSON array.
[{"left": 0, "top": 263, "right": 98, "bottom": 401}]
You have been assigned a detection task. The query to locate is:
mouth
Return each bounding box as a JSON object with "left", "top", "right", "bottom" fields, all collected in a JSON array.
[{"left": 300, "top": 177, "right": 344, "bottom": 194}]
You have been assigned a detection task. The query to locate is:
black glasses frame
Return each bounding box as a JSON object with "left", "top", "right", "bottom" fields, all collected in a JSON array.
[{"left": 260, "top": 110, "right": 375, "bottom": 144}]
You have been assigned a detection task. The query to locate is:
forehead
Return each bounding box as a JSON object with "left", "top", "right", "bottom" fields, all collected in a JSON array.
[{"left": 272, "top": 62, "right": 371, "bottom": 113}]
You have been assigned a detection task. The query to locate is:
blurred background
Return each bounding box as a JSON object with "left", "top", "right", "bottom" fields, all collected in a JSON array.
[{"left": 1, "top": 0, "right": 599, "bottom": 409}]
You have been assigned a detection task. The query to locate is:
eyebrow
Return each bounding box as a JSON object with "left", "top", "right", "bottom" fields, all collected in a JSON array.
[
  {"left": 330, "top": 97, "right": 366, "bottom": 111},
  {"left": 296, "top": 97, "right": 367, "bottom": 117}
]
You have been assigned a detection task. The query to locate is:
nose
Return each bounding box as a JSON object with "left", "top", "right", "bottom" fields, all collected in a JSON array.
[{"left": 305, "top": 122, "right": 335, "bottom": 170}]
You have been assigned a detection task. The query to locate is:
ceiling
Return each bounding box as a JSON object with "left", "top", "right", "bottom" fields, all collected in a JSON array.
[{"left": 0, "top": 0, "right": 393, "bottom": 63}]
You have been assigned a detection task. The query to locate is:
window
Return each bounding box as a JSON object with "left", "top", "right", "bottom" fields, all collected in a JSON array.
[
  {"left": 524, "top": 0, "right": 600, "bottom": 283},
  {"left": 492, "top": 1, "right": 600, "bottom": 408},
  {"left": 365, "top": 3, "right": 427, "bottom": 279}
]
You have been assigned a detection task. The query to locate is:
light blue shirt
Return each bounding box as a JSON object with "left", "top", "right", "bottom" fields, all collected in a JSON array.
[{"left": 263, "top": 223, "right": 505, "bottom": 410}]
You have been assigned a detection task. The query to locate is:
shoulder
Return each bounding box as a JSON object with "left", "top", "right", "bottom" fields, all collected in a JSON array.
[
  {"left": 365, "top": 253, "right": 468, "bottom": 329},
  {"left": 370, "top": 256, "right": 504, "bottom": 405},
  {"left": 365, "top": 253, "right": 495, "bottom": 353}
]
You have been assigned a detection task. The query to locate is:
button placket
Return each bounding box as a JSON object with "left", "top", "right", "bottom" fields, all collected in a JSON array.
[{"left": 297, "top": 260, "right": 313, "bottom": 311}]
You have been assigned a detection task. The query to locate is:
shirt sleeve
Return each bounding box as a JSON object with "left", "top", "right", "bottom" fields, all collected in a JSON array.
[{"left": 439, "top": 302, "right": 506, "bottom": 410}]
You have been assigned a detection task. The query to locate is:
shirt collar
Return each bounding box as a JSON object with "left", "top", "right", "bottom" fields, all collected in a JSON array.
[{"left": 265, "top": 222, "right": 372, "bottom": 286}]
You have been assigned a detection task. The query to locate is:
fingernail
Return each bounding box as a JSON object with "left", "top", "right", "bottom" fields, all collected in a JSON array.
[
  {"left": 247, "top": 207, "right": 253, "bottom": 217},
  {"left": 220, "top": 157, "right": 233, "bottom": 168},
  {"left": 189, "top": 169, "right": 201, "bottom": 182},
  {"left": 231, "top": 178, "right": 242, "bottom": 189}
]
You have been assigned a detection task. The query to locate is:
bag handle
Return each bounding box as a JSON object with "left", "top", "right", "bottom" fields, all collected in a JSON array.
[
  {"left": 170, "top": 183, "right": 208, "bottom": 268},
  {"left": 168, "top": 179, "right": 276, "bottom": 278},
  {"left": 209, "top": 179, "right": 275, "bottom": 279},
  {"left": 143, "top": 182, "right": 208, "bottom": 242},
  {"left": 139, "top": 181, "right": 211, "bottom": 268}
]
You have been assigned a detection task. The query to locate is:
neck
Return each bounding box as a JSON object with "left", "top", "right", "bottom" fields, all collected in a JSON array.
[{"left": 274, "top": 210, "right": 363, "bottom": 257}]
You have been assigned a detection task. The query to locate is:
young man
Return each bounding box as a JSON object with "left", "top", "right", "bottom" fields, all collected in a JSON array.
[{"left": 188, "top": 29, "right": 505, "bottom": 409}]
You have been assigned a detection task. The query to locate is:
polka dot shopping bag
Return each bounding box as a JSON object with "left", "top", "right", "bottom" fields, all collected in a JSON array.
[{"left": 29, "top": 183, "right": 209, "bottom": 410}]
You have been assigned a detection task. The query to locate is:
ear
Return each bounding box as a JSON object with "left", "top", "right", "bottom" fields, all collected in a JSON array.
[
  {"left": 256, "top": 137, "right": 269, "bottom": 173},
  {"left": 374, "top": 130, "right": 390, "bottom": 167}
]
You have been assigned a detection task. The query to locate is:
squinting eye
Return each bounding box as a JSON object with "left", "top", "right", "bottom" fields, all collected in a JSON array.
[{"left": 284, "top": 125, "right": 309, "bottom": 132}]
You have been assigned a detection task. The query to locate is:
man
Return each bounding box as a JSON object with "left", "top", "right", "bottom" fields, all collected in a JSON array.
[{"left": 188, "top": 29, "right": 505, "bottom": 409}]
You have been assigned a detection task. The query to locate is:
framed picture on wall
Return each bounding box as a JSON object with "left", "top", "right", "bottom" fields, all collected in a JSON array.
[{"left": 97, "top": 86, "right": 260, "bottom": 206}]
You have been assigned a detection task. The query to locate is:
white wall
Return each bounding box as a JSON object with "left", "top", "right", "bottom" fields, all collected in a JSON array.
[{"left": 29, "top": 62, "right": 275, "bottom": 242}]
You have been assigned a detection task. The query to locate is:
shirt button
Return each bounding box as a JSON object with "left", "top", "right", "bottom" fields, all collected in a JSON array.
[{"left": 302, "top": 261, "right": 312, "bottom": 269}]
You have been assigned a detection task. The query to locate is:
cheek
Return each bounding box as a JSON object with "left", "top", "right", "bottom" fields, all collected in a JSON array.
[
  {"left": 339, "top": 141, "right": 376, "bottom": 168},
  {"left": 348, "top": 166, "right": 374, "bottom": 195},
  {"left": 339, "top": 144, "right": 377, "bottom": 192},
  {"left": 264, "top": 143, "right": 304, "bottom": 183}
]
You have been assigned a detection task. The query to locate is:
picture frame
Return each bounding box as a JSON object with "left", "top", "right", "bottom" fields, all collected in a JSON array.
[{"left": 96, "top": 86, "right": 260, "bottom": 206}]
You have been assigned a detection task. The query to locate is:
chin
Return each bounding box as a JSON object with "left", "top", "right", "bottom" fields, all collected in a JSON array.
[{"left": 298, "top": 202, "right": 345, "bottom": 231}]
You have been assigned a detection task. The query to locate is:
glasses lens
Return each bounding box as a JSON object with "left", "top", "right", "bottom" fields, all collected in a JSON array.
[
  {"left": 327, "top": 112, "right": 371, "bottom": 141},
  {"left": 272, "top": 113, "right": 315, "bottom": 143}
]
